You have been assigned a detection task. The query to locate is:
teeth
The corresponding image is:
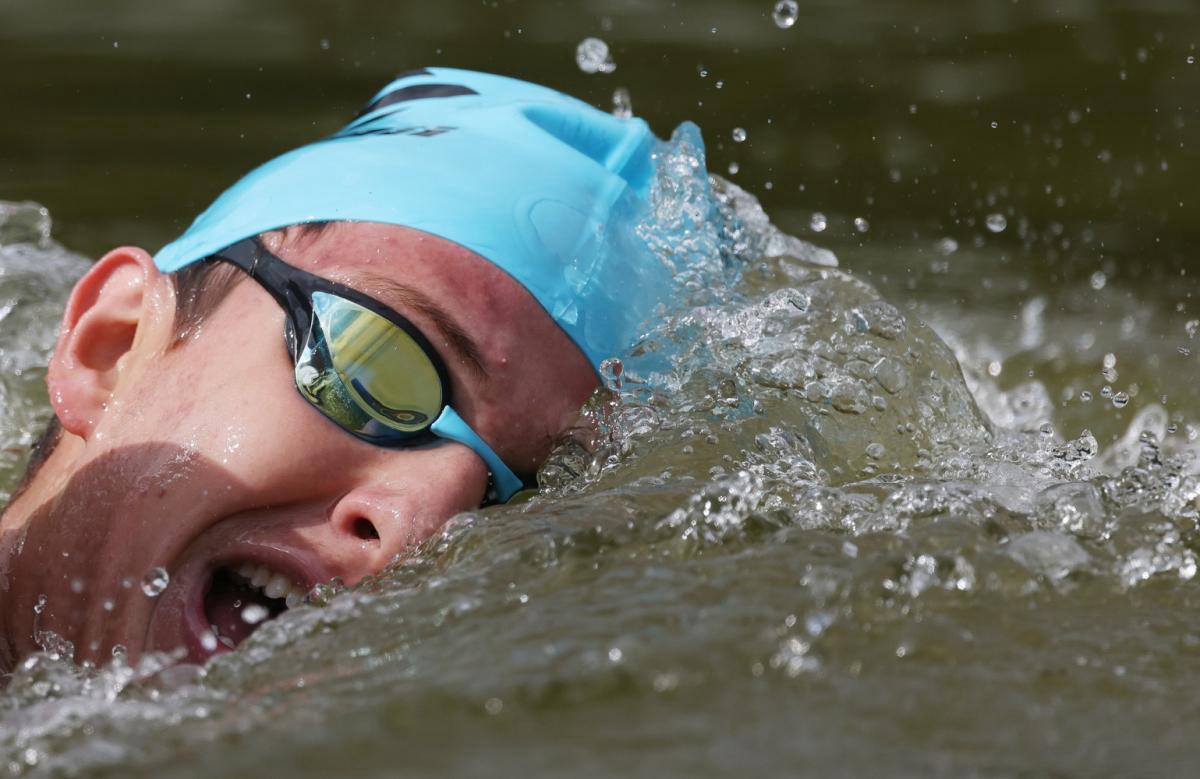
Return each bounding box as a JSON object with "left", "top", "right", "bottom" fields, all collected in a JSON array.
[
  {"left": 264, "top": 573, "right": 291, "bottom": 599},
  {"left": 231, "top": 563, "right": 307, "bottom": 609}
]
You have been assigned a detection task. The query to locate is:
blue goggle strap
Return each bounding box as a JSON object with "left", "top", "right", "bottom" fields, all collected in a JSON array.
[{"left": 430, "top": 406, "right": 524, "bottom": 502}]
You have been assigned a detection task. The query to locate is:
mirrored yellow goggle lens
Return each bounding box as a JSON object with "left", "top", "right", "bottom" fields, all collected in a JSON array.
[{"left": 295, "top": 292, "right": 443, "bottom": 437}]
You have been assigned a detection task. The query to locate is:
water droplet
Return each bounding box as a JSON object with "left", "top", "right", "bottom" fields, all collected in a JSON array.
[
  {"left": 987, "top": 361, "right": 1002, "bottom": 377},
  {"left": 990, "top": 120, "right": 999, "bottom": 129},
  {"left": 599, "top": 358, "right": 623, "bottom": 391},
  {"left": 985, "top": 213, "right": 1007, "bottom": 233},
  {"left": 1188, "top": 55, "right": 1196, "bottom": 65},
  {"left": 1080, "top": 390, "right": 1093, "bottom": 401},
  {"left": 241, "top": 603, "right": 270, "bottom": 625},
  {"left": 1090, "top": 271, "right": 1107, "bottom": 290},
  {"left": 772, "top": 0, "right": 799, "bottom": 29},
  {"left": 936, "top": 237, "right": 958, "bottom": 255},
  {"left": 576, "top": 37, "right": 616, "bottom": 74},
  {"left": 1112, "top": 392, "right": 1130, "bottom": 408},
  {"left": 865, "top": 442, "right": 886, "bottom": 460},
  {"left": 810, "top": 212, "right": 827, "bottom": 232},
  {"left": 732, "top": 127, "right": 747, "bottom": 143},
  {"left": 141, "top": 567, "right": 169, "bottom": 597},
  {"left": 853, "top": 217, "right": 870, "bottom": 233},
  {"left": 611, "top": 87, "right": 632, "bottom": 118}
]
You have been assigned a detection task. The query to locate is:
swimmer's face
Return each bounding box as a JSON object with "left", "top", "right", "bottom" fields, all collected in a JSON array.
[{"left": 0, "top": 222, "right": 598, "bottom": 668}]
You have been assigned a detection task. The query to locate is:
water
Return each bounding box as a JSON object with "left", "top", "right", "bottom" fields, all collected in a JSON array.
[{"left": 4, "top": 1, "right": 1200, "bottom": 776}]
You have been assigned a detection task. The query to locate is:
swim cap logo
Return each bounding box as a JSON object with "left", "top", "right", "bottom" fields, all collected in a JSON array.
[
  {"left": 332, "top": 81, "right": 478, "bottom": 142},
  {"left": 334, "top": 123, "right": 458, "bottom": 140}
]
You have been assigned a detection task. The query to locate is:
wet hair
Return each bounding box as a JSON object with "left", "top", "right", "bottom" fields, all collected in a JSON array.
[{"left": 9, "top": 222, "right": 336, "bottom": 503}]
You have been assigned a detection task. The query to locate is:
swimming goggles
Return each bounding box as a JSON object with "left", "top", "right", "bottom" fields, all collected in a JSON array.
[{"left": 204, "top": 238, "right": 525, "bottom": 502}]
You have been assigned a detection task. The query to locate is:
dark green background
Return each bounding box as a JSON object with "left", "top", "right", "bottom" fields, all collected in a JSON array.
[{"left": 3, "top": 0, "right": 1198, "bottom": 287}]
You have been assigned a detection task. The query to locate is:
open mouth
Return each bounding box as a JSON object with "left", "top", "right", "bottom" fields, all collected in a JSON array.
[{"left": 200, "top": 563, "right": 310, "bottom": 651}]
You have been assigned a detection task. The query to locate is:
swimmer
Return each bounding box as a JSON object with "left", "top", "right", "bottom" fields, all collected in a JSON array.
[{"left": 0, "top": 68, "right": 691, "bottom": 670}]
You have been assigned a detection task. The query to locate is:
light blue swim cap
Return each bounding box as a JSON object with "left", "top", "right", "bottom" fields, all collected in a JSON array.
[{"left": 155, "top": 67, "right": 691, "bottom": 370}]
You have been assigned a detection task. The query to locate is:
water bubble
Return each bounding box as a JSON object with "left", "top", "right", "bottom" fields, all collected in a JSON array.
[
  {"left": 935, "top": 237, "right": 959, "bottom": 256},
  {"left": 728, "top": 161, "right": 740, "bottom": 175},
  {"left": 1090, "top": 271, "right": 1107, "bottom": 290},
  {"left": 810, "top": 212, "right": 827, "bottom": 232},
  {"left": 608, "top": 647, "right": 624, "bottom": 662},
  {"left": 576, "top": 37, "right": 616, "bottom": 74},
  {"left": 600, "top": 357, "right": 624, "bottom": 392},
  {"left": 985, "top": 213, "right": 1007, "bottom": 233},
  {"left": 1189, "top": 55, "right": 1196, "bottom": 65},
  {"left": 140, "top": 567, "right": 169, "bottom": 597},
  {"left": 732, "top": 127, "right": 747, "bottom": 143},
  {"left": 484, "top": 697, "right": 504, "bottom": 715},
  {"left": 319, "top": 38, "right": 330, "bottom": 50},
  {"left": 200, "top": 630, "right": 218, "bottom": 652},
  {"left": 865, "top": 442, "right": 886, "bottom": 460},
  {"left": 772, "top": 0, "right": 798, "bottom": 28},
  {"left": 1112, "top": 392, "right": 1130, "bottom": 408},
  {"left": 873, "top": 358, "right": 908, "bottom": 394},
  {"left": 241, "top": 603, "right": 270, "bottom": 625},
  {"left": 853, "top": 217, "right": 870, "bottom": 233},
  {"left": 611, "top": 87, "right": 633, "bottom": 118},
  {"left": 1185, "top": 319, "right": 1198, "bottom": 339},
  {"left": 1080, "top": 390, "right": 1093, "bottom": 401}
]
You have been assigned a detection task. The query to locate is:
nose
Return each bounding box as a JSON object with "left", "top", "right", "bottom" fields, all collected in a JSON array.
[{"left": 327, "top": 444, "right": 490, "bottom": 576}]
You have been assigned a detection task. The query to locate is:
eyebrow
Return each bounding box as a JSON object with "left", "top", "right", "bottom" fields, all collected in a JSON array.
[{"left": 353, "top": 272, "right": 488, "bottom": 379}]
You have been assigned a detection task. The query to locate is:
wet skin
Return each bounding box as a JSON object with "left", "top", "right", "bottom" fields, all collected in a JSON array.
[{"left": 0, "top": 222, "right": 599, "bottom": 670}]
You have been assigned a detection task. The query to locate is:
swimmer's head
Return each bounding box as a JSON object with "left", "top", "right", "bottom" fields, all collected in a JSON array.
[
  {"left": 0, "top": 70, "right": 701, "bottom": 670},
  {"left": 156, "top": 67, "right": 685, "bottom": 370}
]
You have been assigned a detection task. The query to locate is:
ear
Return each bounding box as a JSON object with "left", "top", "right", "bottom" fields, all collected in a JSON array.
[{"left": 46, "top": 246, "right": 164, "bottom": 439}]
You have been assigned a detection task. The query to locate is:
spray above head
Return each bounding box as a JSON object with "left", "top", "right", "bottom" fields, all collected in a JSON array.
[{"left": 155, "top": 67, "right": 699, "bottom": 369}]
